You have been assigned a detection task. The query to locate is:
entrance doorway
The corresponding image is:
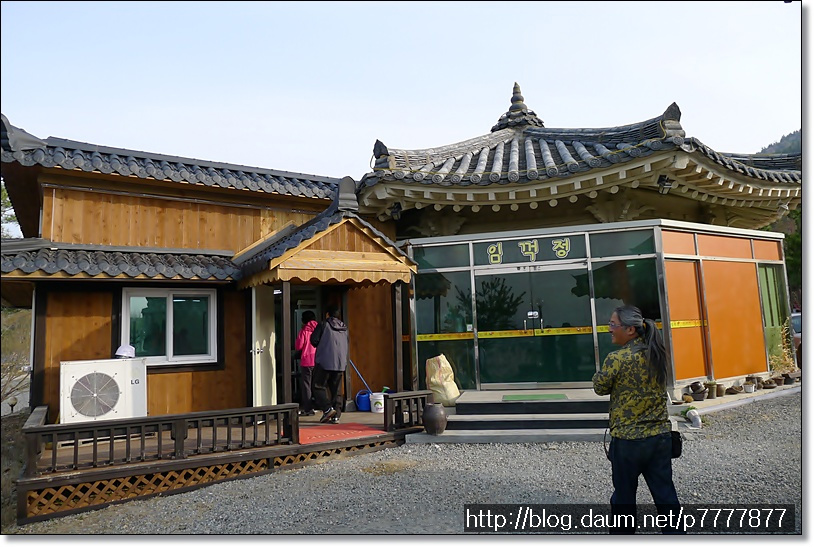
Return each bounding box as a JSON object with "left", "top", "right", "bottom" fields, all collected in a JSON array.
[{"left": 475, "top": 263, "right": 595, "bottom": 387}]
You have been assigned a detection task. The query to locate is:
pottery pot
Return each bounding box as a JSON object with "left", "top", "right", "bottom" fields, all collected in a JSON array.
[
  {"left": 716, "top": 384, "right": 726, "bottom": 397},
  {"left": 691, "top": 390, "right": 707, "bottom": 401},
  {"left": 423, "top": 403, "right": 448, "bottom": 435},
  {"left": 689, "top": 381, "right": 704, "bottom": 393},
  {"left": 783, "top": 375, "right": 795, "bottom": 385},
  {"left": 705, "top": 385, "right": 717, "bottom": 399}
]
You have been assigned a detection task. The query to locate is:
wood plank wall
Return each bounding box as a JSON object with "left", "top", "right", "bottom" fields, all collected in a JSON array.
[
  {"left": 43, "top": 291, "right": 113, "bottom": 423},
  {"left": 42, "top": 288, "right": 247, "bottom": 422},
  {"left": 41, "top": 186, "right": 318, "bottom": 252},
  {"left": 146, "top": 290, "right": 247, "bottom": 415},
  {"left": 346, "top": 282, "right": 395, "bottom": 394}
]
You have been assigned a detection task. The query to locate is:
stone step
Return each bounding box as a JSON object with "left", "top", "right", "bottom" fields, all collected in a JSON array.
[
  {"left": 447, "top": 413, "right": 609, "bottom": 430},
  {"left": 455, "top": 399, "right": 609, "bottom": 416},
  {"left": 405, "top": 428, "right": 609, "bottom": 444}
]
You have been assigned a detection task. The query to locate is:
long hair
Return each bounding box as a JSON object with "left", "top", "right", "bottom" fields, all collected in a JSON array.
[{"left": 614, "top": 305, "right": 667, "bottom": 386}]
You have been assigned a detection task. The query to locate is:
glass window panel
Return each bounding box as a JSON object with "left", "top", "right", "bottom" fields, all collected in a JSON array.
[
  {"left": 758, "top": 264, "right": 790, "bottom": 360},
  {"left": 589, "top": 230, "right": 655, "bottom": 258},
  {"left": 129, "top": 296, "right": 166, "bottom": 357},
  {"left": 415, "top": 271, "right": 472, "bottom": 334},
  {"left": 479, "top": 334, "right": 596, "bottom": 383},
  {"left": 473, "top": 235, "right": 586, "bottom": 266},
  {"left": 412, "top": 245, "right": 470, "bottom": 270},
  {"left": 172, "top": 296, "right": 209, "bottom": 356},
  {"left": 592, "top": 259, "right": 661, "bottom": 326}
]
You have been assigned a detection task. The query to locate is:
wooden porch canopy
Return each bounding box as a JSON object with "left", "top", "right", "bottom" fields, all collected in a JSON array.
[{"left": 234, "top": 177, "right": 417, "bottom": 289}]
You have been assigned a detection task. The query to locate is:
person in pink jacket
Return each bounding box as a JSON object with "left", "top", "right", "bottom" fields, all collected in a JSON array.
[{"left": 295, "top": 310, "right": 318, "bottom": 416}]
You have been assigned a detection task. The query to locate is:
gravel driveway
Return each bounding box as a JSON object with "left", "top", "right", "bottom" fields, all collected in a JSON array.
[{"left": 9, "top": 390, "right": 802, "bottom": 535}]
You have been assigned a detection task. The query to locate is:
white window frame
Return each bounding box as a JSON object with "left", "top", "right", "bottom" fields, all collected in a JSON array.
[{"left": 122, "top": 288, "right": 218, "bottom": 367}]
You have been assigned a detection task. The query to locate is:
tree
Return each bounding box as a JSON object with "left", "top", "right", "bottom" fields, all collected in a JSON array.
[
  {"left": 1, "top": 178, "right": 19, "bottom": 239},
  {"left": 761, "top": 130, "right": 803, "bottom": 309},
  {"left": 1, "top": 307, "right": 31, "bottom": 405}
]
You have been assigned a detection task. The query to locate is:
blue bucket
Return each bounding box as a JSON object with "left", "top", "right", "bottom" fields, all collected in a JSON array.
[{"left": 355, "top": 390, "right": 371, "bottom": 412}]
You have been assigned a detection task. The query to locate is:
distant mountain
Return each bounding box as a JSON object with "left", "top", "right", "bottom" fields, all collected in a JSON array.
[{"left": 759, "top": 130, "right": 801, "bottom": 154}]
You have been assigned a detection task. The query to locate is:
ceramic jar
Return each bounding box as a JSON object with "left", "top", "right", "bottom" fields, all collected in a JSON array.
[{"left": 423, "top": 403, "right": 448, "bottom": 435}]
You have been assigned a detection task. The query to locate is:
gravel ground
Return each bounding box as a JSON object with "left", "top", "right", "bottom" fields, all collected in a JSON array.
[{"left": 9, "top": 390, "right": 802, "bottom": 535}]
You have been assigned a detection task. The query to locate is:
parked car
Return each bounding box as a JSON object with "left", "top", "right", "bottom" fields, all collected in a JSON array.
[{"left": 791, "top": 312, "right": 802, "bottom": 368}]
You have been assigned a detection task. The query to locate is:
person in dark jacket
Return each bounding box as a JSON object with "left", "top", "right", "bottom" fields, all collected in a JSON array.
[{"left": 310, "top": 304, "right": 349, "bottom": 424}]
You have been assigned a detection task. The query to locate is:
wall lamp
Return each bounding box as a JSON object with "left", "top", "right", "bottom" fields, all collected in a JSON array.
[
  {"left": 390, "top": 202, "right": 402, "bottom": 220},
  {"left": 657, "top": 175, "right": 674, "bottom": 195}
]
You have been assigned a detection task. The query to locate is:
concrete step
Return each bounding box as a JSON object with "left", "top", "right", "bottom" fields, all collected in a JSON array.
[
  {"left": 405, "top": 427, "right": 609, "bottom": 444},
  {"left": 455, "top": 399, "right": 609, "bottom": 415},
  {"left": 447, "top": 413, "right": 609, "bottom": 430}
]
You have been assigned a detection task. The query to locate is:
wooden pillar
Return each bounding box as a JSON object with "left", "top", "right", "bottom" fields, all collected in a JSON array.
[
  {"left": 392, "top": 281, "right": 404, "bottom": 392},
  {"left": 282, "top": 281, "right": 292, "bottom": 404}
]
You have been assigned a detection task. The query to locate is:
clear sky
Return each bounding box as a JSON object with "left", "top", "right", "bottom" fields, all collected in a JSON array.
[{"left": 0, "top": 1, "right": 804, "bottom": 184}]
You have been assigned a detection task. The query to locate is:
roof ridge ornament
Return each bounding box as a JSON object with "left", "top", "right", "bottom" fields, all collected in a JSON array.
[
  {"left": 659, "top": 102, "right": 685, "bottom": 144},
  {"left": 491, "top": 83, "right": 545, "bottom": 132},
  {"left": 336, "top": 176, "right": 359, "bottom": 212},
  {"left": 1, "top": 114, "right": 47, "bottom": 153}
]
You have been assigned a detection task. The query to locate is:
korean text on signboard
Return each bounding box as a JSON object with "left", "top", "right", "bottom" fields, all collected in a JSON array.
[{"left": 474, "top": 236, "right": 586, "bottom": 266}]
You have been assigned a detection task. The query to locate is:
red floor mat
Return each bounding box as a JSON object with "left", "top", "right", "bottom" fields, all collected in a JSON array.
[{"left": 299, "top": 422, "right": 386, "bottom": 444}]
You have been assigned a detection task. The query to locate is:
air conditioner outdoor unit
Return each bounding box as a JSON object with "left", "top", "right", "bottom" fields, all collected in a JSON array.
[{"left": 60, "top": 358, "right": 148, "bottom": 424}]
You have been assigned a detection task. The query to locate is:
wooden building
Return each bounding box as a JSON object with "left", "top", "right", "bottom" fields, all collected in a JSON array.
[
  {"left": 356, "top": 83, "right": 800, "bottom": 397},
  {"left": 1, "top": 83, "right": 802, "bottom": 417},
  {"left": 1, "top": 115, "right": 415, "bottom": 424}
]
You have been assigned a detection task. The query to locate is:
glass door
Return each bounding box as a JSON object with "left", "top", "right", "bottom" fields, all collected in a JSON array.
[{"left": 475, "top": 263, "right": 595, "bottom": 386}]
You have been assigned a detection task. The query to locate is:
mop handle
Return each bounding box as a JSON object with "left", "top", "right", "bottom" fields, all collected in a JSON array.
[{"left": 349, "top": 358, "right": 373, "bottom": 394}]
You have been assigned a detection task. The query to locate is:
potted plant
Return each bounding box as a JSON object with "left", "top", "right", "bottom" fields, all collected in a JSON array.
[
  {"left": 743, "top": 381, "right": 755, "bottom": 393},
  {"left": 704, "top": 381, "right": 717, "bottom": 399}
]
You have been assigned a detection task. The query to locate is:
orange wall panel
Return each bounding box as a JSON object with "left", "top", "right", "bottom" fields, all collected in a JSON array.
[
  {"left": 752, "top": 239, "right": 782, "bottom": 261},
  {"left": 665, "top": 261, "right": 702, "bottom": 320},
  {"left": 662, "top": 230, "right": 696, "bottom": 256},
  {"left": 670, "top": 328, "right": 708, "bottom": 380},
  {"left": 665, "top": 260, "right": 706, "bottom": 380},
  {"left": 702, "top": 261, "right": 767, "bottom": 378},
  {"left": 697, "top": 234, "right": 752, "bottom": 259}
]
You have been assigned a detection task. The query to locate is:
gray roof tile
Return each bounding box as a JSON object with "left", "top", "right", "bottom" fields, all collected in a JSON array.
[
  {"left": 0, "top": 114, "right": 339, "bottom": 200},
  {"left": 1, "top": 240, "right": 240, "bottom": 281},
  {"left": 362, "top": 85, "right": 800, "bottom": 189}
]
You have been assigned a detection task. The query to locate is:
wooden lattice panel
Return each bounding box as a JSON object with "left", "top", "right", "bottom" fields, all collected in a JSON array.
[
  {"left": 25, "top": 457, "right": 271, "bottom": 518},
  {"left": 23, "top": 439, "right": 399, "bottom": 521}
]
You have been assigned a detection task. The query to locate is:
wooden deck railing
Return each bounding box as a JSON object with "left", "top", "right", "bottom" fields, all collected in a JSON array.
[
  {"left": 384, "top": 390, "right": 433, "bottom": 432},
  {"left": 22, "top": 404, "right": 299, "bottom": 477}
]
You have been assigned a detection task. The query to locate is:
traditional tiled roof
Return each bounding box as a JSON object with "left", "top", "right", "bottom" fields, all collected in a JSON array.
[
  {"left": 684, "top": 139, "right": 801, "bottom": 183},
  {"left": 1, "top": 239, "right": 239, "bottom": 281},
  {"left": 361, "top": 85, "right": 801, "bottom": 188},
  {"left": 0, "top": 114, "right": 338, "bottom": 199}
]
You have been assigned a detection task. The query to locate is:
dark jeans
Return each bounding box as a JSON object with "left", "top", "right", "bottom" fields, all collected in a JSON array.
[
  {"left": 312, "top": 365, "right": 343, "bottom": 417},
  {"left": 299, "top": 366, "right": 314, "bottom": 412},
  {"left": 608, "top": 432, "right": 684, "bottom": 534}
]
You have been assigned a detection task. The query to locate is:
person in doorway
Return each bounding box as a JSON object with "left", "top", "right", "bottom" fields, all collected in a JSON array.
[
  {"left": 592, "top": 305, "right": 683, "bottom": 534},
  {"left": 294, "top": 310, "right": 319, "bottom": 416},
  {"left": 310, "top": 304, "right": 349, "bottom": 424}
]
